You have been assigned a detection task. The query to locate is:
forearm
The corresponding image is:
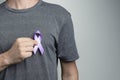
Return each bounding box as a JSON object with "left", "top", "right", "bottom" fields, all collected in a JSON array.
[
  {"left": 0, "top": 53, "right": 9, "bottom": 71},
  {"left": 62, "top": 69, "right": 78, "bottom": 80},
  {"left": 61, "top": 61, "right": 79, "bottom": 80}
]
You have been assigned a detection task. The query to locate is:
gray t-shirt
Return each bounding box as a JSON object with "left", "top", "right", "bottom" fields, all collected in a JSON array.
[{"left": 0, "top": 0, "right": 79, "bottom": 80}]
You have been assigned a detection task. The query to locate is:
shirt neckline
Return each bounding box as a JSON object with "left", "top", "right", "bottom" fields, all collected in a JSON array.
[{"left": 3, "top": 0, "right": 42, "bottom": 13}]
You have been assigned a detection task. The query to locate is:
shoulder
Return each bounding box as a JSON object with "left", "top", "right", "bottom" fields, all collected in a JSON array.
[
  {"left": 41, "top": 1, "right": 71, "bottom": 27},
  {"left": 41, "top": 1, "right": 71, "bottom": 16}
]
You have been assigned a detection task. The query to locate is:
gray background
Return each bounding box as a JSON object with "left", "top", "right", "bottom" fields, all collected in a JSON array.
[{"left": 0, "top": 0, "right": 120, "bottom": 80}]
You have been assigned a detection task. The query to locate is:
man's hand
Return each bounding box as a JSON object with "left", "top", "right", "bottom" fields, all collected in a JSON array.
[{"left": 3, "top": 37, "right": 37, "bottom": 65}]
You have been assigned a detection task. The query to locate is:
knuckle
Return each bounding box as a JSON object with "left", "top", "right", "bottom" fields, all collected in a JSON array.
[
  {"left": 28, "top": 38, "right": 32, "bottom": 40},
  {"left": 28, "top": 52, "right": 32, "bottom": 57},
  {"left": 16, "top": 38, "right": 20, "bottom": 42},
  {"left": 31, "top": 47, "right": 33, "bottom": 50},
  {"left": 26, "top": 38, "right": 32, "bottom": 41},
  {"left": 18, "top": 47, "right": 23, "bottom": 52},
  {"left": 31, "top": 47, "right": 34, "bottom": 50},
  {"left": 18, "top": 43, "right": 22, "bottom": 47},
  {"left": 29, "top": 47, "right": 33, "bottom": 51},
  {"left": 20, "top": 52, "right": 25, "bottom": 59}
]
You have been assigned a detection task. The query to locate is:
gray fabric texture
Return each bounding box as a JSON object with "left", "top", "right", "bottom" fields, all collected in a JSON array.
[{"left": 0, "top": 0, "right": 79, "bottom": 80}]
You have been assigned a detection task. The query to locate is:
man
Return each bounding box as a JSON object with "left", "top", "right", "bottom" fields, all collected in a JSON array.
[{"left": 0, "top": 0, "right": 79, "bottom": 80}]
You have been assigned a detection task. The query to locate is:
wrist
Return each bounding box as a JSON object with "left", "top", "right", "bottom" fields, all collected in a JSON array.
[{"left": 1, "top": 51, "right": 11, "bottom": 66}]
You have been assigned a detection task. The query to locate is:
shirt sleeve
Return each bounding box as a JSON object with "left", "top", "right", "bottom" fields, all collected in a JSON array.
[{"left": 57, "top": 12, "right": 79, "bottom": 61}]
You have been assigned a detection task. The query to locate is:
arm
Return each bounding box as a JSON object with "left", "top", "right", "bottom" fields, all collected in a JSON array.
[{"left": 60, "top": 60, "right": 79, "bottom": 80}]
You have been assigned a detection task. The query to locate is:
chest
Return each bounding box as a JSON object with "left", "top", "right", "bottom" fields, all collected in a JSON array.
[{"left": 0, "top": 13, "right": 59, "bottom": 53}]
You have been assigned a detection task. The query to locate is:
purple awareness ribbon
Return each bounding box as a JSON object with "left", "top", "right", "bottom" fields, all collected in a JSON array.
[{"left": 33, "top": 30, "right": 44, "bottom": 55}]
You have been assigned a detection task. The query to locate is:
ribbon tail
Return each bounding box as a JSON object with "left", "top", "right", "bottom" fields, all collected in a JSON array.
[
  {"left": 38, "top": 44, "right": 44, "bottom": 55},
  {"left": 33, "top": 45, "right": 38, "bottom": 54}
]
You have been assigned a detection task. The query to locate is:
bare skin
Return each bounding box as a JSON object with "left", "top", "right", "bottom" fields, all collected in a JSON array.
[
  {"left": 6, "top": 0, "right": 39, "bottom": 10},
  {"left": 61, "top": 60, "right": 79, "bottom": 80},
  {"left": 0, "top": 0, "right": 79, "bottom": 80}
]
